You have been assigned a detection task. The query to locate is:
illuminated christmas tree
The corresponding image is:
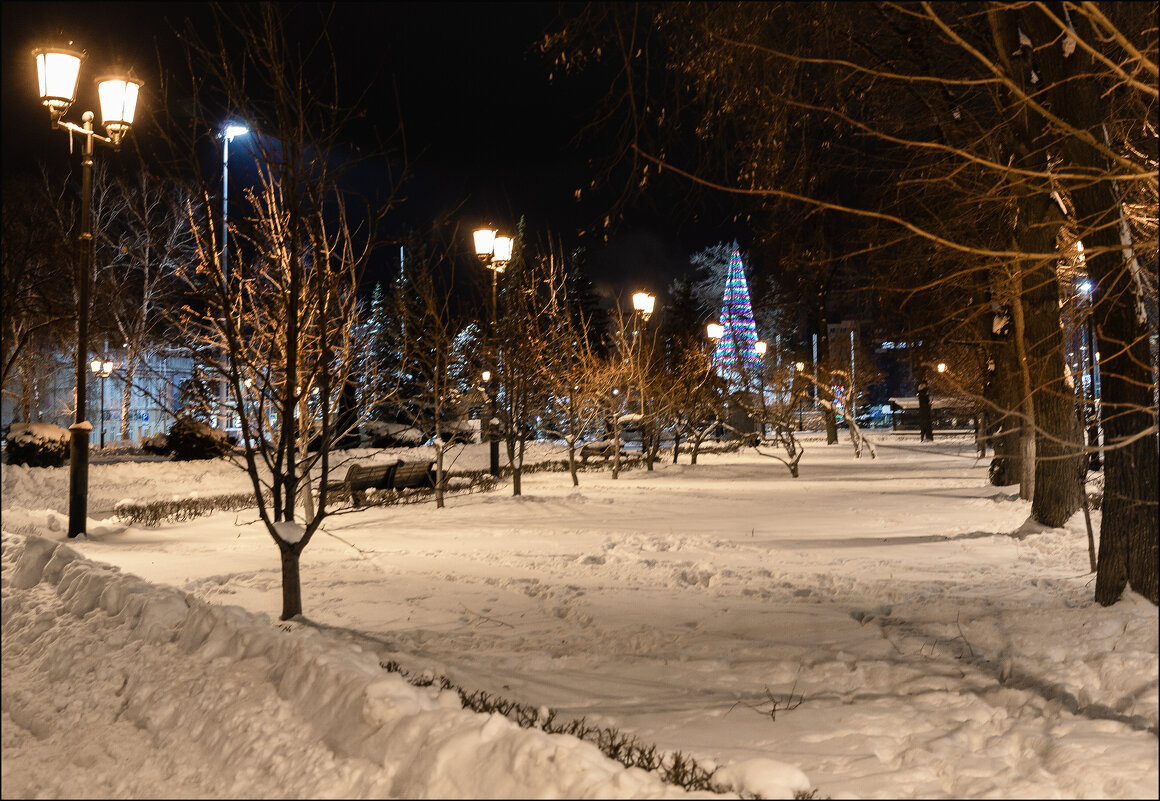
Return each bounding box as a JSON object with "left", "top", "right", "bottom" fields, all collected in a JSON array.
[{"left": 712, "top": 243, "right": 761, "bottom": 391}]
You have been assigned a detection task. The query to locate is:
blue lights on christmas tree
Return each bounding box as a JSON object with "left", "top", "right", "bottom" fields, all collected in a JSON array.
[{"left": 712, "top": 243, "right": 761, "bottom": 390}]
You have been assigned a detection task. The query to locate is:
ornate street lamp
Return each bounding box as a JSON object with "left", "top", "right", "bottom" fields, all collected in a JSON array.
[
  {"left": 35, "top": 43, "right": 142, "bottom": 537},
  {"left": 474, "top": 227, "right": 513, "bottom": 476},
  {"left": 90, "top": 358, "right": 114, "bottom": 449},
  {"left": 630, "top": 291, "right": 655, "bottom": 465}
]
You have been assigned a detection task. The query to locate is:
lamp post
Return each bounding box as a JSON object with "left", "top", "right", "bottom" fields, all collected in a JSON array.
[
  {"left": 474, "top": 227, "right": 513, "bottom": 477},
  {"left": 631, "top": 291, "right": 655, "bottom": 418},
  {"left": 632, "top": 292, "right": 654, "bottom": 463},
  {"left": 706, "top": 322, "right": 723, "bottom": 367},
  {"left": 1078, "top": 280, "right": 1102, "bottom": 470},
  {"left": 34, "top": 44, "right": 142, "bottom": 538},
  {"left": 219, "top": 123, "right": 249, "bottom": 433},
  {"left": 90, "top": 357, "right": 114, "bottom": 449},
  {"left": 795, "top": 361, "right": 806, "bottom": 431},
  {"left": 755, "top": 340, "right": 767, "bottom": 438}
]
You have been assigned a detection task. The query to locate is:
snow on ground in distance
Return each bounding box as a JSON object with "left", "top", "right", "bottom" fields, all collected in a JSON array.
[{"left": 2, "top": 433, "right": 1157, "bottom": 799}]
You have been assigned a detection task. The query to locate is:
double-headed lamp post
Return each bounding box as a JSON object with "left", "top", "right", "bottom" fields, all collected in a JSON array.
[
  {"left": 34, "top": 44, "right": 142, "bottom": 538},
  {"left": 474, "top": 228, "right": 513, "bottom": 477},
  {"left": 90, "top": 357, "right": 114, "bottom": 449}
]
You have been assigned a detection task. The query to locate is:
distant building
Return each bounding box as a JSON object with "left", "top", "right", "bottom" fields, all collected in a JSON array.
[{"left": 2, "top": 348, "right": 196, "bottom": 445}]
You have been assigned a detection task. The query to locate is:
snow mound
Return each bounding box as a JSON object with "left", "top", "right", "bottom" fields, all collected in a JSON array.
[{"left": 3, "top": 532, "right": 718, "bottom": 799}]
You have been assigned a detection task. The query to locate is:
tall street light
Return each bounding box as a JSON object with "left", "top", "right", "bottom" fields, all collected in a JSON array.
[
  {"left": 219, "top": 123, "right": 249, "bottom": 433},
  {"left": 1078, "top": 279, "right": 1102, "bottom": 470},
  {"left": 632, "top": 291, "right": 654, "bottom": 466},
  {"left": 35, "top": 43, "right": 142, "bottom": 538},
  {"left": 755, "top": 340, "right": 767, "bottom": 438},
  {"left": 474, "top": 227, "right": 513, "bottom": 477},
  {"left": 795, "top": 361, "right": 806, "bottom": 431},
  {"left": 706, "top": 322, "right": 723, "bottom": 373},
  {"left": 90, "top": 356, "right": 114, "bottom": 449}
]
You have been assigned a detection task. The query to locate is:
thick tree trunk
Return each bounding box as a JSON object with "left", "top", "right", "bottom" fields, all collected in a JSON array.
[
  {"left": 279, "top": 542, "right": 303, "bottom": 621},
  {"left": 988, "top": 321, "right": 1025, "bottom": 486},
  {"left": 1018, "top": 197, "right": 1084, "bottom": 527},
  {"left": 1019, "top": 3, "right": 1158, "bottom": 605}
]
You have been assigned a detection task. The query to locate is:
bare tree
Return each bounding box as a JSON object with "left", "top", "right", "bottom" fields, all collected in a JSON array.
[
  {"left": 2, "top": 173, "right": 73, "bottom": 412},
  {"left": 158, "top": 3, "right": 396, "bottom": 620}
]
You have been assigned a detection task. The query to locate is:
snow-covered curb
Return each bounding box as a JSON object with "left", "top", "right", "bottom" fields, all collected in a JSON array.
[{"left": 4, "top": 532, "right": 747, "bottom": 799}]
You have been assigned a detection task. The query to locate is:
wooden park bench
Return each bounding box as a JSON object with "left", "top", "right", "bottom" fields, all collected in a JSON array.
[
  {"left": 325, "top": 461, "right": 401, "bottom": 507},
  {"left": 325, "top": 459, "right": 438, "bottom": 508}
]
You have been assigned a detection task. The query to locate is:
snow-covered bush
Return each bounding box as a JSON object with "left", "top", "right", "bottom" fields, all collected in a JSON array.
[
  {"left": 165, "top": 416, "right": 233, "bottom": 460},
  {"left": 365, "top": 420, "right": 424, "bottom": 448},
  {"left": 4, "top": 423, "right": 71, "bottom": 467},
  {"left": 141, "top": 432, "right": 171, "bottom": 456}
]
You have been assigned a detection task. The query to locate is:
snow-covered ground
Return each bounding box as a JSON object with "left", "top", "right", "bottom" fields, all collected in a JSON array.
[{"left": 2, "top": 433, "right": 1157, "bottom": 799}]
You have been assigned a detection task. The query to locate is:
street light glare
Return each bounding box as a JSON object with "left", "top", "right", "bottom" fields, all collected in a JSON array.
[
  {"left": 33, "top": 47, "right": 83, "bottom": 120},
  {"left": 224, "top": 123, "right": 249, "bottom": 140},
  {"left": 97, "top": 75, "right": 143, "bottom": 145},
  {"left": 473, "top": 228, "right": 496, "bottom": 258},
  {"left": 632, "top": 291, "right": 654, "bottom": 316},
  {"left": 492, "top": 235, "right": 514, "bottom": 264}
]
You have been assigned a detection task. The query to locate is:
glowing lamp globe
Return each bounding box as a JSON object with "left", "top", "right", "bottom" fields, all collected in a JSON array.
[
  {"left": 34, "top": 46, "right": 84, "bottom": 123},
  {"left": 706, "top": 323, "right": 724, "bottom": 341},
  {"left": 473, "top": 228, "right": 496, "bottom": 259},
  {"left": 755, "top": 340, "right": 767, "bottom": 356},
  {"left": 632, "top": 292, "right": 654, "bottom": 316},
  {"left": 96, "top": 72, "right": 143, "bottom": 147},
  {"left": 492, "top": 235, "right": 513, "bottom": 265}
]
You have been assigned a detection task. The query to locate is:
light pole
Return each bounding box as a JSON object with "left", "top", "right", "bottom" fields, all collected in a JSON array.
[
  {"left": 474, "top": 227, "right": 513, "bottom": 477},
  {"left": 706, "top": 322, "right": 723, "bottom": 375},
  {"left": 219, "top": 123, "right": 248, "bottom": 433},
  {"left": 1078, "top": 280, "right": 1102, "bottom": 470},
  {"left": 90, "top": 357, "right": 114, "bottom": 449},
  {"left": 755, "top": 340, "right": 767, "bottom": 438},
  {"left": 632, "top": 291, "right": 654, "bottom": 464},
  {"left": 34, "top": 44, "right": 142, "bottom": 538},
  {"left": 795, "top": 361, "right": 806, "bottom": 431}
]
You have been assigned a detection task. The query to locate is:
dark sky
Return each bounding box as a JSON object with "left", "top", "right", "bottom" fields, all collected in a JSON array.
[{"left": 2, "top": 2, "right": 733, "bottom": 303}]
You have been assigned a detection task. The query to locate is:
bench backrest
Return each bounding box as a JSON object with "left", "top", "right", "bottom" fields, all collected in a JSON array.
[
  {"left": 393, "top": 460, "right": 435, "bottom": 490},
  {"left": 346, "top": 461, "right": 401, "bottom": 489}
]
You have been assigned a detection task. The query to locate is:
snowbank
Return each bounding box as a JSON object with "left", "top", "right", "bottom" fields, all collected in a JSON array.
[{"left": 2, "top": 532, "right": 731, "bottom": 799}]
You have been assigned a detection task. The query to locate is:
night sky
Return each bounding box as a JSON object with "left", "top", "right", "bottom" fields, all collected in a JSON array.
[{"left": 2, "top": 2, "right": 732, "bottom": 303}]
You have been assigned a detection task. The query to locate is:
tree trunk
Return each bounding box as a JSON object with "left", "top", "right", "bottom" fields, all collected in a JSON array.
[
  {"left": 279, "top": 542, "right": 303, "bottom": 621},
  {"left": 988, "top": 318, "right": 1024, "bottom": 487},
  {"left": 1020, "top": 3, "right": 1158, "bottom": 605},
  {"left": 568, "top": 443, "right": 579, "bottom": 486},
  {"left": 120, "top": 355, "right": 137, "bottom": 442},
  {"left": 1017, "top": 194, "right": 1083, "bottom": 528}
]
